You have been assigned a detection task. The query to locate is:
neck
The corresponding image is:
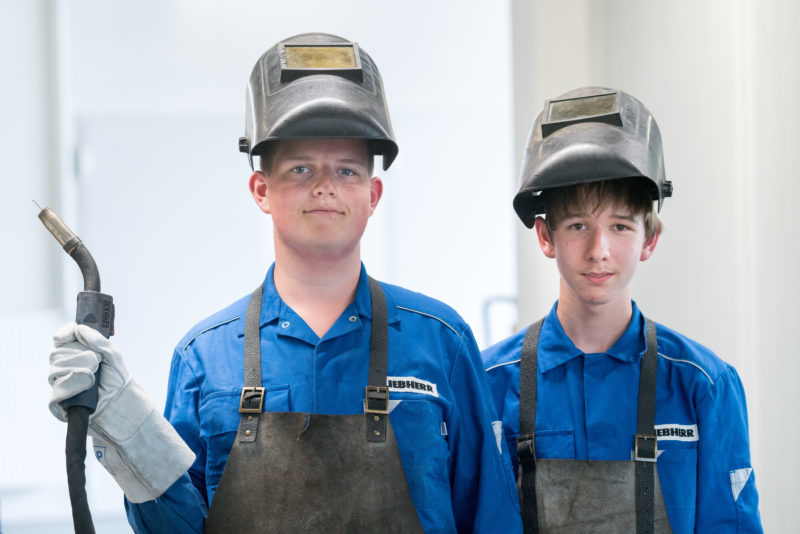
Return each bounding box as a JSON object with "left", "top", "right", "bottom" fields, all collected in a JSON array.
[
  {"left": 556, "top": 282, "right": 633, "bottom": 354},
  {"left": 272, "top": 243, "right": 362, "bottom": 338}
]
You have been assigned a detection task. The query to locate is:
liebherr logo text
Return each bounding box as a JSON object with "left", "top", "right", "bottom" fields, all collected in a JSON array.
[
  {"left": 654, "top": 424, "right": 699, "bottom": 442},
  {"left": 386, "top": 376, "right": 439, "bottom": 398}
]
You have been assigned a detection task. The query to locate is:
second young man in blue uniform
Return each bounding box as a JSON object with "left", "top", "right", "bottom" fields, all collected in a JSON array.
[{"left": 483, "top": 87, "right": 762, "bottom": 533}]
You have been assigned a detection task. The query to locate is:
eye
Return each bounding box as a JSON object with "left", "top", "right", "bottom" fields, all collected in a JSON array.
[
  {"left": 613, "top": 223, "right": 632, "bottom": 231},
  {"left": 339, "top": 167, "right": 357, "bottom": 177},
  {"left": 568, "top": 222, "right": 586, "bottom": 231},
  {"left": 290, "top": 166, "right": 311, "bottom": 175}
]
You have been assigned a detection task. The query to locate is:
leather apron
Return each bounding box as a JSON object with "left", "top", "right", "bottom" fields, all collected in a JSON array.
[
  {"left": 205, "top": 278, "right": 424, "bottom": 533},
  {"left": 516, "top": 318, "right": 673, "bottom": 534}
]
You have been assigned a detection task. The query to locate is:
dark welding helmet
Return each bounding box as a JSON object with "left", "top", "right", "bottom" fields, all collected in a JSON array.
[
  {"left": 513, "top": 87, "right": 673, "bottom": 228},
  {"left": 239, "top": 33, "right": 398, "bottom": 171}
]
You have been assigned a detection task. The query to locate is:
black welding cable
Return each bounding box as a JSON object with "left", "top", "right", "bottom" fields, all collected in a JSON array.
[{"left": 65, "top": 406, "right": 95, "bottom": 534}]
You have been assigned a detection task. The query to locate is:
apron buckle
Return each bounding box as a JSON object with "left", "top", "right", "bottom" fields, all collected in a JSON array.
[
  {"left": 365, "top": 386, "right": 389, "bottom": 414},
  {"left": 634, "top": 433, "right": 658, "bottom": 462},
  {"left": 239, "top": 386, "right": 265, "bottom": 413},
  {"left": 516, "top": 433, "right": 535, "bottom": 461}
]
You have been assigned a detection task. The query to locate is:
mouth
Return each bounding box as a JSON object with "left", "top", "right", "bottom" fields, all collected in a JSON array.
[
  {"left": 304, "top": 207, "right": 344, "bottom": 216},
  {"left": 583, "top": 272, "right": 614, "bottom": 283}
]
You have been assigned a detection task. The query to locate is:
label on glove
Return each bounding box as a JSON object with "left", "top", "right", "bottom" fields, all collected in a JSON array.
[{"left": 94, "top": 445, "right": 115, "bottom": 474}]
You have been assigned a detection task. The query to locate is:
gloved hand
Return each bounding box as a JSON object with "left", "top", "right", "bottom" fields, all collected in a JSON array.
[{"left": 48, "top": 323, "right": 195, "bottom": 503}]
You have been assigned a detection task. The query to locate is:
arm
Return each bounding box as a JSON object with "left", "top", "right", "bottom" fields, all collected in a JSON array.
[
  {"left": 447, "top": 329, "right": 522, "bottom": 534},
  {"left": 48, "top": 323, "right": 198, "bottom": 533},
  {"left": 124, "top": 344, "right": 210, "bottom": 533},
  {"left": 483, "top": 338, "right": 524, "bottom": 476},
  {"left": 125, "top": 473, "right": 206, "bottom": 533},
  {"left": 695, "top": 366, "right": 763, "bottom": 533}
]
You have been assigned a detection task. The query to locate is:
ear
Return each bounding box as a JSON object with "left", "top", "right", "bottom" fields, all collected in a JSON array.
[
  {"left": 368, "top": 176, "right": 383, "bottom": 216},
  {"left": 534, "top": 217, "right": 556, "bottom": 259},
  {"left": 639, "top": 229, "right": 661, "bottom": 261},
  {"left": 249, "top": 171, "right": 270, "bottom": 214}
]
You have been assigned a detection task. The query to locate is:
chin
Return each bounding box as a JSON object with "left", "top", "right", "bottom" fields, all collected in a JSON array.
[{"left": 574, "top": 287, "right": 615, "bottom": 306}]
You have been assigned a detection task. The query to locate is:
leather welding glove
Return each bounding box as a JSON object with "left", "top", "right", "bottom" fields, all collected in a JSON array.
[{"left": 48, "top": 323, "right": 195, "bottom": 503}]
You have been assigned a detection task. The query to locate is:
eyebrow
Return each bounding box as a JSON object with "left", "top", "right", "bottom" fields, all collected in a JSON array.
[
  {"left": 280, "top": 156, "right": 367, "bottom": 166},
  {"left": 336, "top": 157, "right": 367, "bottom": 166},
  {"left": 562, "top": 212, "right": 588, "bottom": 219},
  {"left": 561, "top": 212, "right": 637, "bottom": 221}
]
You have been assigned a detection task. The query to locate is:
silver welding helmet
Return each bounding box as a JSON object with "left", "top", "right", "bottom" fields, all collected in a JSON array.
[
  {"left": 239, "top": 33, "right": 398, "bottom": 171},
  {"left": 513, "top": 87, "right": 673, "bottom": 228}
]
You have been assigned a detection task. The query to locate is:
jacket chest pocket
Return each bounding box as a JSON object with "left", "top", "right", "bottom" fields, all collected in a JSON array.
[
  {"left": 534, "top": 428, "right": 576, "bottom": 459},
  {"left": 656, "top": 445, "right": 697, "bottom": 531},
  {"left": 200, "top": 385, "right": 292, "bottom": 492},
  {"left": 388, "top": 399, "right": 449, "bottom": 508}
]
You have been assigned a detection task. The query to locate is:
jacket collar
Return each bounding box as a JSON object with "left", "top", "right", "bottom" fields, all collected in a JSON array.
[
  {"left": 237, "top": 262, "right": 399, "bottom": 337},
  {"left": 538, "top": 300, "right": 647, "bottom": 373}
]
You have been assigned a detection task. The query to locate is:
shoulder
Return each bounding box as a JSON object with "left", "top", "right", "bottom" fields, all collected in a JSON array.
[
  {"left": 654, "top": 321, "right": 736, "bottom": 387},
  {"left": 174, "top": 292, "right": 250, "bottom": 355},
  {"left": 379, "top": 281, "right": 470, "bottom": 337},
  {"left": 482, "top": 328, "right": 526, "bottom": 372}
]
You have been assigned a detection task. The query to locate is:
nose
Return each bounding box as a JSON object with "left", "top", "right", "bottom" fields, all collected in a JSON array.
[
  {"left": 586, "top": 227, "right": 610, "bottom": 261},
  {"left": 312, "top": 168, "right": 336, "bottom": 196}
]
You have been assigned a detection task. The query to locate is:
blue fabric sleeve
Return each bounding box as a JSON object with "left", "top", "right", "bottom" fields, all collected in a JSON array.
[
  {"left": 483, "top": 347, "right": 523, "bottom": 474},
  {"left": 447, "top": 328, "right": 522, "bottom": 533},
  {"left": 124, "top": 348, "right": 209, "bottom": 533},
  {"left": 125, "top": 473, "right": 207, "bottom": 533},
  {"left": 695, "top": 367, "right": 763, "bottom": 533}
]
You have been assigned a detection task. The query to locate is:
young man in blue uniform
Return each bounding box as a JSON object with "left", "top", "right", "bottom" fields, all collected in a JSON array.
[
  {"left": 46, "top": 33, "right": 521, "bottom": 533},
  {"left": 483, "top": 87, "right": 762, "bottom": 533}
]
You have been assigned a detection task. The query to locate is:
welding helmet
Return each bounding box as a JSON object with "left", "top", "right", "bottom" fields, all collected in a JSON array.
[
  {"left": 239, "top": 33, "right": 398, "bottom": 171},
  {"left": 513, "top": 87, "right": 673, "bottom": 228}
]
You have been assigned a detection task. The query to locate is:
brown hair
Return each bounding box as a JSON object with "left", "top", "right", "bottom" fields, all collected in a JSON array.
[{"left": 544, "top": 178, "right": 662, "bottom": 239}]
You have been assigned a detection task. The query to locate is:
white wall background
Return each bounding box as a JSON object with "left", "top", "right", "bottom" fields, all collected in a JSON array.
[{"left": 1, "top": 0, "right": 796, "bottom": 532}]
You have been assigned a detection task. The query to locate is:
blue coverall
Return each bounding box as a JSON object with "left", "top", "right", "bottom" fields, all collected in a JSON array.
[
  {"left": 126, "top": 264, "right": 522, "bottom": 533},
  {"left": 482, "top": 301, "right": 763, "bottom": 533}
]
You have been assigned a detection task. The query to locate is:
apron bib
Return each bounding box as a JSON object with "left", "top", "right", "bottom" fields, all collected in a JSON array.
[
  {"left": 205, "top": 277, "right": 423, "bottom": 533},
  {"left": 517, "top": 317, "right": 673, "bottom": 534}
]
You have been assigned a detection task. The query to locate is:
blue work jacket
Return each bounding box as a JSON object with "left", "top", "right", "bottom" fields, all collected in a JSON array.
[
  {"left": 482, "top": 301, "right": 762, "bottom": 533},
  {"left": 126, "top": 264, "right": 521, "bottom": 533}
]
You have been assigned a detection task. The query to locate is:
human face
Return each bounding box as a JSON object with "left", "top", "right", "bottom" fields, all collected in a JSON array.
[
  {"left": 535, "top": 203, "right": 659, "bottom": 313},
  {"left": 249, "top": 138, "right": 382, "bottom": 261}
]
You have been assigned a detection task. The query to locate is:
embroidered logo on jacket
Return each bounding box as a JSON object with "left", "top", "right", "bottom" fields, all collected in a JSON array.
[
  {"left": 386, "top": 376, "right": 439, "bottom": 398},
  {"left": 654, "top": 423, "right": 699, "bottom": 442}
]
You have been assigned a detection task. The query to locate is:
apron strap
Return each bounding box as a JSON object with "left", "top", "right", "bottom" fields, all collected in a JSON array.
[
  {"left": 365, "top": 277, "right": 390, "bottom": 442},
  {"left": 635, "top": 319, "right": 659, "bottom": 534},
  {"left": 517, "top": 316, "right": 660, "bottom": 534},
  {"left": 517, "top": 318, "right": 544, "bottom": 534},
  {"left": 236, "top": 276, "right": 390, "bottom": 444},
  {"left": 237, "top": 283, "right": 266, "bottom": 443}
]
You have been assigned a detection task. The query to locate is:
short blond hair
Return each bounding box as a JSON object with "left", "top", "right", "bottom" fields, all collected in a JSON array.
[{"left": 258, "top": 140, "right": 375, "bottom": 177}]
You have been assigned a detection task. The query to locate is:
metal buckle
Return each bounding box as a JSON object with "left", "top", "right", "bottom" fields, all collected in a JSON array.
[
  {"left": 364, "top": 386, "right": 389, "bottom": 414},
  {"left": 634, "top": 433, "right": 658, "bottom": 462},
  {"left": 239, "top": 387, "right": 265, "bottom": 414}
]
